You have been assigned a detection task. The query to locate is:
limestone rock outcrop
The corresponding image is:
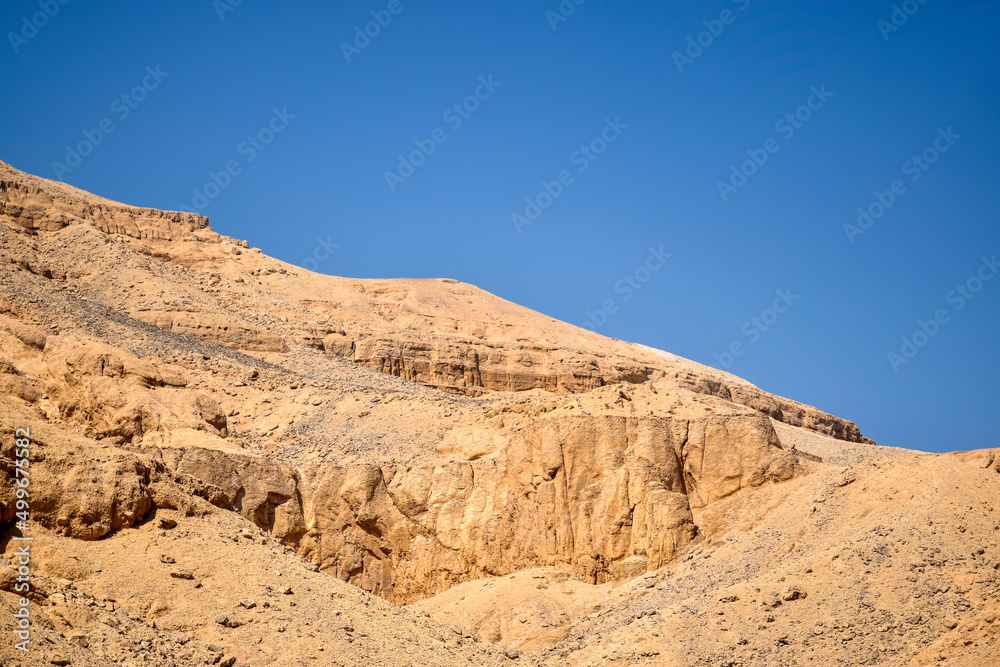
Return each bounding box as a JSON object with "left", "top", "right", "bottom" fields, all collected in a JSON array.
[
  {"left": 0, "top": 167, "right": 209, "bottom": 240},
  {"left": 295, "top": 385, "right": 799, "bottom": 602},
  {"left": 135, "top": 311, "right": 288, "bottom": 353},
  {"left": 0, "top": 419, "right": 153, "bottom": 540}
]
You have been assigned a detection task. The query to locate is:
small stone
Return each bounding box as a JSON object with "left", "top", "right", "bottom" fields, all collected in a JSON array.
[
  {"left": 944, "top": 619, "right": 959, "bottom": 630},
  {"left": 239, "top": 598, "right": 256, "bottom": 609},
  {"left": 837, "top": 471, "right": 857, "bottom": 487},
  {"left": 220, "top": 658, "right": 236, "bottom": 667},
  {"left": 451, "top": 625, "right": 463, "bottom": 635},
  {"left": 281, "top": 586, "right": 293, "bottom": 595},
  {"left": 159, "top": 518, "right": 178, "bottom": 529},
  {"left": 160, "top": 555, "right": 176, "bottom": 564},
  {"left": 216, "top": 615, "right": 229, "bottom": 626},
  {"left": 49, "top": 656, "right": 71, "bottom": 666},
  {"left": 781, "top": 586, "right": 807, "bottom": 601},
  {"left": 170, "top": 569, "right": 194, "bottom": 580},
  {"left": 226, "top": 617, "right": 244, "bottom": 628},
  {"left": 504, "top": 649, "right": 521, "bottom": 659},
  {"left": 207, "top": 644, "right": 224, "bottom": 653}
]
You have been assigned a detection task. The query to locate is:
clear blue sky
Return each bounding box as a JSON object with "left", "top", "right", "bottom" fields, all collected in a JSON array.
[{"left": 2, "top": 1, "right": 998, "bottom": 453}]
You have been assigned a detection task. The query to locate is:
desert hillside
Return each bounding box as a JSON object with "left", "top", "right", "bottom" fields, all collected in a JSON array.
[{"left": 0, "top": 159, "right": 996, "bottom": 666}]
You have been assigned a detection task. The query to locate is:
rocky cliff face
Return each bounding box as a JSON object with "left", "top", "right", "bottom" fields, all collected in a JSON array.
[
  {"left": 295, "top": 388, "right": 799, "bottom": 602},
  {"left": 0, "top": 163, "right": 209, "bottom": 239},
  {"left": 315, "top": 323, "right": 872, "bottom": 444},
  {"left": 0, "top": 302, "right": 799, "bottom": 603}
]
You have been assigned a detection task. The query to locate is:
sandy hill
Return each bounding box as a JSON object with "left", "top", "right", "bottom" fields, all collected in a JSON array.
[{"left": 0, "top": 159, "right": 996, "bottom": 666}]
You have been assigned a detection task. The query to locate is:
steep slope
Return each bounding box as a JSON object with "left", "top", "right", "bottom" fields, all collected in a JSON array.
[
  {"left": 0, "top": 159, "right": 870, "bottom": 444},
  {"left": 0, "top": 158, "right": 814, "bottom": 601},
  {"left": 1, "top": 159, "right": 995, "bottom": 667}
]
